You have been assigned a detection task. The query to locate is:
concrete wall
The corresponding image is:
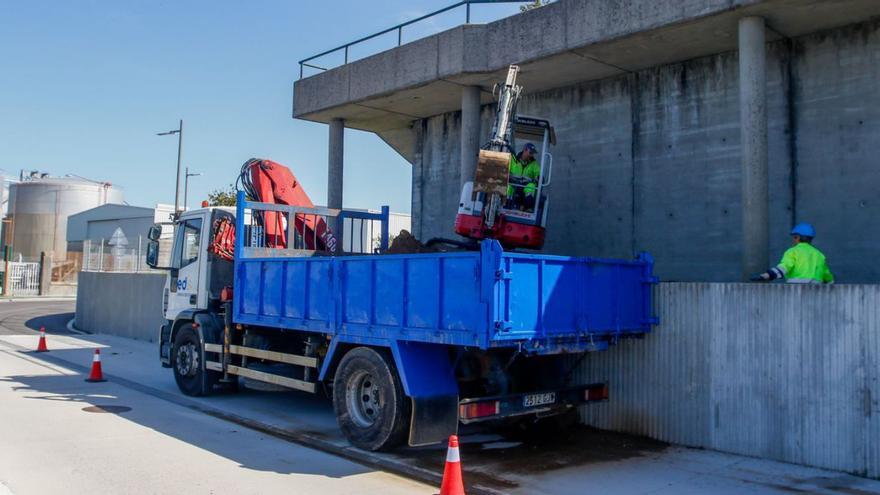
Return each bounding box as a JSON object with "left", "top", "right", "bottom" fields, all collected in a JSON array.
[
  {"left": 412, "top": 19, "right": 880, "bottom": 283},
  {"left": 75, "top": 271, "right": 166, "bottom": 342},
  {"left": 577, "top": 282, "right": 880, "bottom": 478}
]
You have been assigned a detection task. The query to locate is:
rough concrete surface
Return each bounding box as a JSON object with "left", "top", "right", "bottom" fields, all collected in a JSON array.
[
  {"left": 75, "top": 271, "right": 165, "bottom": 341},
  {"left": 412, "top": 18, "right": 880, "bottom": 282}
]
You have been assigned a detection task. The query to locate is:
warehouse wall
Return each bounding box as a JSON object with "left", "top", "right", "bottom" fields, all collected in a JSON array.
[
  {"left": 411, "top": 19, "right": 880, "bottom": 282},
  {"left": 577, "top": 282, "right": 880, "bottom": 478},
  {"left": 75, "top": 271, "right": 166, "bottom": 342}
]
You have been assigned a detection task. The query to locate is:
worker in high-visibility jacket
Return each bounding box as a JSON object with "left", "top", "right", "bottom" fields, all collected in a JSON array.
[
  {"left": 751, "top": 223, "right": 834, "bottom": 284},
  {"left": 506, "top": 142, "right": 541, "bottom": 211}
]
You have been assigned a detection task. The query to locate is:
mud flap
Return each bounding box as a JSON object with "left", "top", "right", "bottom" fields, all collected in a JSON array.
[
  {"left": 389, "top": 341, "right": 459, "bottom": 447},
  {"left": 410, "top": 395, "right": 459, "bottom": 446}
]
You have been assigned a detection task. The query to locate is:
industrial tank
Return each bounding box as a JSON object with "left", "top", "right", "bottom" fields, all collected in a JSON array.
[{"left": 6, "top": 175, "right": 124, "bottom": 260}]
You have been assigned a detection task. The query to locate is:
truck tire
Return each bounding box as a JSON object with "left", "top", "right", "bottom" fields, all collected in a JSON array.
[
  {"left": 172, "top": 324, "right": 218, "bottom": 396},
  {"left": 332, "top": 347, "right": 410, "bottom": 451}
]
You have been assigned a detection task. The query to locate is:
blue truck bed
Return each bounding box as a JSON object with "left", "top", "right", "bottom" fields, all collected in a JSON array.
[{"left": 233, "top": 221, "right": 657, "bottom": 355}]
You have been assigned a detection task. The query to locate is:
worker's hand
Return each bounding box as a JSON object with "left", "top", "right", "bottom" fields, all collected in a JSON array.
[{"left": 750, "top": 273, "right": 770, "bottom": 282}]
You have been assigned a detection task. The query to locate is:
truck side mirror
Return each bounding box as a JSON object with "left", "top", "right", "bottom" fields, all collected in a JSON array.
[
  {"left": 145, "top": 224, "right": 172, "bottom": 270},
  {"left": 146, "top": 240, "right": 162, "bottom": 269},
  {"left": 147, "top": 224, "right": 162, "bottom": 241}
]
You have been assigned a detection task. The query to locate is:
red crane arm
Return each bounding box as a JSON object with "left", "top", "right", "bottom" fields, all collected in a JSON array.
[{"left": 246, "top": 159, "right": 337, "bottom": 253}]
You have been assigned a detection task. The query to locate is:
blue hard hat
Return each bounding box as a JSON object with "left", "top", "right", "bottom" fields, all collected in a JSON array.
[
  {"left": 790, "top": 223, "right": 816, "bottom": 237},
  {"left": 523, "top": 143, "right": 537, "bottom": 153}
]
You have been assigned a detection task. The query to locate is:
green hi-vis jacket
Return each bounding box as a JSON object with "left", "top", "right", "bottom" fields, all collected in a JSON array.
[
  {"left": 776, "top": 242, "right": 834, "bottom": 284},
  {"left": 507, "top": 155, "right": 540, "bottom": 198}
]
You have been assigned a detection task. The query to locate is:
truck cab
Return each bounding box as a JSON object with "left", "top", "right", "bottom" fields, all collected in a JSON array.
[{"left": 146, "top": 206, "right": 235, "bottom": 364}]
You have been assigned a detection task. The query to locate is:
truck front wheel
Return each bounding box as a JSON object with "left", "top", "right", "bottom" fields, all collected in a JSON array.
[
  {"left": 172, "top": 324, "right": 217, "bottom": 396},
  {"left": 332, "top": 347, "right": 410, "bottom": 451}
]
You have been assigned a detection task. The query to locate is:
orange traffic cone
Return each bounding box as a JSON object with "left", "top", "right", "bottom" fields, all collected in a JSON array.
[
  {"left": 85, "top": 349, "right": 107, "bottom": 383},
  {"left": 439, "top": 435, "right": 465, "bottom": 495},
  {"left": 35, "top": 327, "right": 49, "bottom": 352}
]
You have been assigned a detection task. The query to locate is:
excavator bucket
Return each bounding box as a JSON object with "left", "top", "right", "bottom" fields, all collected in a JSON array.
[{"left": 474, "top": 150, "right": 510, "bottom": 196}]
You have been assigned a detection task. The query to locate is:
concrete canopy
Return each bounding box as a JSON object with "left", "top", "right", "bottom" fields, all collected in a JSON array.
[{"left": 293, "top": 0, "right": 880, "bottom": 161}]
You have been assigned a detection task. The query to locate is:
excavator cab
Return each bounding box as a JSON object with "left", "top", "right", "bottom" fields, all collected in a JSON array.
[{"left": 455, "top": 115, "right": 555, "bottom": 250}]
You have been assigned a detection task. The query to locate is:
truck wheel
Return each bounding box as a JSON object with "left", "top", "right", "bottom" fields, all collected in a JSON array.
[
  {"left": 172, "top": 324, "right": 217, "bottom": 396},
  {"left": 332, "top": 347, "right": 410, "bottom": 451}
]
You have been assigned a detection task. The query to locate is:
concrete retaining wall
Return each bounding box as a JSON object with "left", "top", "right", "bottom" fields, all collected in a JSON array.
[
  {"left": 75, "top": 271, "right": 166, "bottom": 342},
  {"left": 412, "top": 18, "right": 880, "bottom": 283},
  {"left": 578, "top": 282, "right": 880, "bottom": 478}
]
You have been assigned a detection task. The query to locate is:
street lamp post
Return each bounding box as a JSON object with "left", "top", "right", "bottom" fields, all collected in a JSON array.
[
  {"left": 157, "top": 119, "right": 184, "bottom": 214},
  {"left": 183, "top": 167, "right": 202, "bottom": 211}
]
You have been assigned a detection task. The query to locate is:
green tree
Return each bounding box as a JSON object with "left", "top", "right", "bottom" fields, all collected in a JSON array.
[
  {"left": 520, "top": 0, "right": 550, "bottom": 12},
  {"left": 207, "top": 183, "right": 237, "bottom": 206}
]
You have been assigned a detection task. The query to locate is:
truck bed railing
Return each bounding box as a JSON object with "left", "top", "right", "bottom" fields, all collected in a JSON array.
[{"left": 235, "top": 192, "right": 390, "bottom": 257}]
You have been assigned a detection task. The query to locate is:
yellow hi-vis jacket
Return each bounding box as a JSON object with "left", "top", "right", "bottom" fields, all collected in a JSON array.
[
  {"left": 772, "top": 242, "right": 834, "bottom": 284},
  {"left": 507, "top": 155, "right": 540, "bottom": 198}
]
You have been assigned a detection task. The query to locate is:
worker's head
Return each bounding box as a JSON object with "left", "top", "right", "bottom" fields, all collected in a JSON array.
[
  {"left": 521, "top": 143, "right": 537, "bottom": 161},
  {"left": 790, "top": 222, "right": 815, "bottom": 245}
]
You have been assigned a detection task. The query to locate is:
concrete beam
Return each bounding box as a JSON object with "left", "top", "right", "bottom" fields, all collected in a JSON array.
[
  {"left": 739, "top": 16, "right": 769, "bottom": 279},
  {"left": 293, "top": 0, "right": 880, "bottom": 138},
  {"left": 460, "top": 86, "right": 481, "bottom": 187}
]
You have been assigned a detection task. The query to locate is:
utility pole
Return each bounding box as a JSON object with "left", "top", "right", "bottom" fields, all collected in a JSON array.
[
  {"left": 183, "top": 167, "right": 202, "bottom": 211},
  {"left": 157, "top": 119, "right": 184, "bottom": 214}
]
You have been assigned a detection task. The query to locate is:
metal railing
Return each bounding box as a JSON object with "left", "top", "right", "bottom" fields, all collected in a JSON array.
[
  {"left": 299, "top": 0, "right": 526, "bottom": 78},
  {"left": 237, "top": 192, "right": 390, "bottom": 257}
]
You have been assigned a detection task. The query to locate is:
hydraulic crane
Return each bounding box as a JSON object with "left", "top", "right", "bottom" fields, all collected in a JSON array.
[{"left": 208, "top": 158, "right": 338, "bottom": 262}]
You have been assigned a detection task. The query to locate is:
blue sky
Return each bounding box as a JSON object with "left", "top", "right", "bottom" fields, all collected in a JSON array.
[{"left": 0, "top": 1, "right": 526, "bottom": 213}]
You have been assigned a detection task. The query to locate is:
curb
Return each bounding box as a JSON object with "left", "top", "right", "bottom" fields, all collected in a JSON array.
[
  {"left": 65, "top": 318, "right": 88, "bottom": 335},
  {"left": 0, "top": 296, "right": 76, "bottom": 303}
]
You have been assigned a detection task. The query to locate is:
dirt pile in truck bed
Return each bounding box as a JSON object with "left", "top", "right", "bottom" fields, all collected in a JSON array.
[{"left": 385, "top": 230, "right": 438, "bottom": 254}]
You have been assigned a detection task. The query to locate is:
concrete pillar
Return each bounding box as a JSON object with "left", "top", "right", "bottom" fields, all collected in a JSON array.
[
  {"left": 328, "top": 118, "right": 345, "bottom": 209},
  {"left": 739, "top": 16, "right": 768, "bottom": 279},
  {"left": 328, "top": 118, "right": 344, "bottom": 250},
  {"left": 460, "top": 86, "right": 481, "bottom": 186}
]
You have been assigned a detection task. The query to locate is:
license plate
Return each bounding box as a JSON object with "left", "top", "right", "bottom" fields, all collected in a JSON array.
[{"left": 523, "top": 392, "right": 556, "bottom": 408}]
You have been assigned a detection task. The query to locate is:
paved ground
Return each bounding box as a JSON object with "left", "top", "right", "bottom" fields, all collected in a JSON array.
[
  {"left": 3, "top": 301, "right": 880, "bottom": 494},
  {"left": 0, "top": 303, "right": 431, "bottom": 495}
]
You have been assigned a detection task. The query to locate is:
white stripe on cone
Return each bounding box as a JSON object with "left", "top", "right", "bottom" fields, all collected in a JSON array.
[
  {"left": 93, "top": 353, "right": 101, "bottom": 362},
  {"left": 446, "top": 446, "right": 460, "bottom": 463}
]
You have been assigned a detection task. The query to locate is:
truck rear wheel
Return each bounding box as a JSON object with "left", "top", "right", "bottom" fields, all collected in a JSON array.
[
  {"left": 332, "top": 347, "right": 410, "bottom": 451},
  {"left": 172, "top": 324, "right": 218, "bottom": 396}
]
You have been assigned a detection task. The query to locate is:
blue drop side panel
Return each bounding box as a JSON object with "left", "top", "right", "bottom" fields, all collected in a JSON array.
[
  {"left": 232, "top": 244, "right": 656, "bottom": 353},
  {"left": 492, "top": 252, "right": 654, "bottom": 344},
  {"left": 405, "top": 257, "right": 440, "bottom": 329},
  {"left": 336, "top": 253, "right": 485, "bottom": 347}
]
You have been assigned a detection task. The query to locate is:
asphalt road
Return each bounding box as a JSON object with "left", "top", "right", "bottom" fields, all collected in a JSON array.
[
  {"left": 0, "top": 300, "right": 76, "bottom": 336},
  {"left": 0, "top": 301, "right": 432, "bottom": 495},
  {"left": 4, "top": 300, "right": 880, "bottom": 495}
]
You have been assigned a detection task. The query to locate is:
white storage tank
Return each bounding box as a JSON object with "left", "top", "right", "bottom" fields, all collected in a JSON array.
[{"left": 6, "top": 174, "right": 124, "bottom": 261}]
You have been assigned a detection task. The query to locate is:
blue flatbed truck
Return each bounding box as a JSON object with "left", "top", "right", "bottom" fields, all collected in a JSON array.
[{"left": 147, "top": 194, "right": 658, "bottom": 451}]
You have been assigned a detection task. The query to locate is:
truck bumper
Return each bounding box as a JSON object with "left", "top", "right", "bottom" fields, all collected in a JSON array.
[{"left": 458, "top": 383, "right": 608, "bottom": 424}]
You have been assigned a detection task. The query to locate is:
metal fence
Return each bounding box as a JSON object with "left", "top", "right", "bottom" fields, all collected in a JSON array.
[
  {"left": 83, "top": 236, "right": 152, "bottom": 273},
  {"left": 576, "top": 282, "right": 880, "bottom": 478},
  {"left": 4, "top": 262, "right": 41, "bottom": 296}
]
